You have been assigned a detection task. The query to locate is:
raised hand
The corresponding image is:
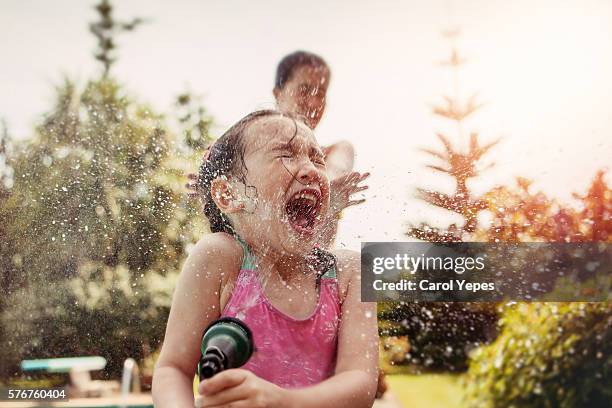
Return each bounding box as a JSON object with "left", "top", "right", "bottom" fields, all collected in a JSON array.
[
  {"left": 186, "top": 147, "right": 212, "bottom": 199},
  {"left": 328, "top": 171, "right": 370, "bottom": 217}
]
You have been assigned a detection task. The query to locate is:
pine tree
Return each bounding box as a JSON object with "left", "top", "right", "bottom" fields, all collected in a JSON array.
[
  {"left": 175, "top": 91, "right": 214, "bottom": 151},
  {"left": 378, "top": 30, "right": 500, "bottom": 372},
  {"left": 408, "top": 29, "right": 497, "bottom": 242},
  {"left": 89, "top": 0, "right": 144, "bottom": 77}
]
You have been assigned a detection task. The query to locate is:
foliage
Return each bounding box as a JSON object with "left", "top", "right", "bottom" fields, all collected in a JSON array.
[
  {"left": 378, "top": 302, "right": 497, "bottom": 371},
  {"left": 0, "top": 77, "right": 203, "bottom": 286},
  {"left": 384, "top": 27, "right": 611, "bottom": 376},
  {"left": 408, "top": 30, "right": 497, "bottom": 242},
  {"left": 0, "top": 265, "right": 177, "bottom": 379},
  {"left": 0, "top": 1, "right": 212, "bottom": 378},
  {"left": 0, "top": 74, "right": 209, "bottom": 379},
  {"left": 461, "top": 173, "right": 612, "bottom": 406},
  {"left": 379, "top": 31, "right": 500, "bottom": 372},
  {"left": 476, "top": 171, "right": 611, "bottom": 242},
  {"left": 0, "top": 122, "right": 14, "bottom": 290},
  {"left": 464, "top": 302, "right": 612, "bottom": 408},
  {"left": 90, "top": 0, "right": 144, "bottom": 76},
  {"left": 409, "top": 132, "right": 496, "bottom": 240},
  {"left": 175, "top": 92, "right": 214, "bottom": 151}
]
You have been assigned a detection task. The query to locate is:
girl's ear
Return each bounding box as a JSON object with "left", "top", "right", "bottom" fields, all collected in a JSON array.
[{"left": 210, "top": 177, "right": 246, "bottom": 214}]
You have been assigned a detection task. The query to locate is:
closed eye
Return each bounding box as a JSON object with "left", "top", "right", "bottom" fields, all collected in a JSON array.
[{"left": 312, "top": 155, "right": 326, "bottom": 166}]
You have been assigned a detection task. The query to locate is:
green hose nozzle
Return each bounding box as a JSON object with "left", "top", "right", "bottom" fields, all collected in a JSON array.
[{"left": 197, "top": 317, "right": 254, "bottom": 380}]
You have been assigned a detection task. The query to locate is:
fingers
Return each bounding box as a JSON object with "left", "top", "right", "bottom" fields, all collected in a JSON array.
[
  {"left": 335, "top": 171, "right": 370, "bottom": 187},
  {"left": 197, "top": 383, "right": 249, "bottom": 407},
  {"left": 347, "top": 171, "right": 361, "bottom": 184},
  {"left": 332, "top": 171, "right": 357, "bottom": 185},
  {"left": 186, "top": 169, "right": 200, "bottom": 199},
  {"left": 203, "top": 402, "right": 252, "bottom": 408},
  {"left": 346, "top": 198, "right": 366, "bottom": 208},
  {"left": 345, "top": 176, "right": 369, "bottom": 195},
  {"left": 350, "top": 172, "right": 369, "bottom": 194},
  {"left": 186, "top": 170, "right": 203, "bottom": 198},
  {"left": 351, "top": 172, "right": 370, "bottom": 191},
  {"left": 349, "top": 171, "right": 370, "bottom": 181},
  {"left": 199, "top": 369, "right": 248, "bottom": 396},
  {"left": 185, "top": 180, "right": 200, "bottom": 199},
  {"left": 358, "top": 172, "right": 371, "bottom": 182},
  {"left": 328, "top": 170, "right": 370, "bottom": 214}
]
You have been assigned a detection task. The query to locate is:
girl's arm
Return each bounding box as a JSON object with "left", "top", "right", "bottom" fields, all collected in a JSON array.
[
  {"left": 197, "top": 250, "right": 379, "bottom": 408},
  {"left": 152, "top": 232, "right": 241, "bottom": 408}
]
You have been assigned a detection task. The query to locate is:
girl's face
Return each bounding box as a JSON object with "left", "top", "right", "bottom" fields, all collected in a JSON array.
[
  {"left": 274, "top": 65, "right": 329, "bottom": 129},
  {"left": 233, "top": 115, "right": 330, "bottom": 256}
]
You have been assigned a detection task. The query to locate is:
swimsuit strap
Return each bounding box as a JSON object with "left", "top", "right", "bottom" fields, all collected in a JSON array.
[
  {"left": 233, "top": 235, "right": 336, "bottom": 278},
  {"left": 312, "top": 246, "right": 337, "bottom": 279},
  {"left": 320, "top": 257, "right": 337, "bottom": 279},
  {"left": 234, "top": 235, "right": 257, "bottom": 270}
]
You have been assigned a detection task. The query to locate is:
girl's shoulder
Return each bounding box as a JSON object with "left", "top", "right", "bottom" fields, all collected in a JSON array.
[
  {"left": 189, "top": 232, "right": 243, "bottom": 288},
  {"left": 190, "top": 231, "right": 243, "bottom": 259},
  {"left": 329, "top": 249, "right": 360, "bottom": 305}
]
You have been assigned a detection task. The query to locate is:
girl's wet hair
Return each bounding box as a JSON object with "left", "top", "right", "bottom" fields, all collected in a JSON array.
[
  {"left": 198, "top": 110, "right": 281, "bottom": 234},
  {"left": 275, "top": 50, "right": 330, "bottom": 90},
  {"left": 198, "top": 110, "right": 337, "bottom": 279}
]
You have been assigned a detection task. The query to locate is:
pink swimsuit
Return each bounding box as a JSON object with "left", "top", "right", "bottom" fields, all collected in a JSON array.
[{"left": 221, "top": 237, "right": 341, "bottom": 388}]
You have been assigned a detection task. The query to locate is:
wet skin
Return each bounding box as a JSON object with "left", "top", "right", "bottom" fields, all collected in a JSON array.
[{"left": 274, "top": 64, "right": 330, "bottom": 130}]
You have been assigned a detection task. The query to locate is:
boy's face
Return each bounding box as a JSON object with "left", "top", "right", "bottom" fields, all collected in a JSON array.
[
  {"left": 234, "top": 115, "right": 330, "bottom": 256},
  {"left": 274, "top": 64, "right": 330, "bottom": 129}
]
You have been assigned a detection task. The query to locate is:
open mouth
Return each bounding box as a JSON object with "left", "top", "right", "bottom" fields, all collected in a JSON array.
[{"left": 285, "top": 188, "right": 323, "bottom": 235}]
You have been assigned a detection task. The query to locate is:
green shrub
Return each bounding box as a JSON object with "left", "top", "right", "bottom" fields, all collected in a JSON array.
[
  {"left": 464, "top": 302, "right": 612, "bottom": 408},
  {"left": 378, "top": 302, "right": 498, "bottom": 371},
  {"left": 0, "top": 264, "right": 176, "bottom": 379},
  {"left": 0, "top": 76, "right": 207, "bottom": 381}
]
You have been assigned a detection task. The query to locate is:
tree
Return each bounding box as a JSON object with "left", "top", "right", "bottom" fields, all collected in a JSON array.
[
  {"left": 175, "top": 91, "right": 214, "bottom": 151},
  {"left": 408, "top": 29, "right": 497, "bottom": 242},
  {"left": 463, "top": 169, "right": 612, "bottom": 407},
  {"left": 89, "top": 0, "right": 144, "bottom": 77},
  {"left": 0, "top": 1, "right": 211, "bottom": 379},
  {"left": 377, "top": 30, "right": 500, "bottom": 372},
  {"left": 464, "top": 302, "right": 612, "bottom": 408},
  {"left": 478, "top": 171, "right": 611, "bottom": 242}
]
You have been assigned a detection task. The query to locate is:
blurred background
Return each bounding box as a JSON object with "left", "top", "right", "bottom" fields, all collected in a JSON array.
[{"left": 0, "top": 1, "right": 610, "bottom": 407}]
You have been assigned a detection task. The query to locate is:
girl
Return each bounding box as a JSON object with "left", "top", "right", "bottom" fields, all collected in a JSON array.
[
  {"left": 187, "top": 51, "right": 367, "bottom": 248},
  {"left": 153, "top": 110, "right": 379, "bottom": 407},
  {"left": 272, "top": 51, "right": 364, "bottom": 248}
]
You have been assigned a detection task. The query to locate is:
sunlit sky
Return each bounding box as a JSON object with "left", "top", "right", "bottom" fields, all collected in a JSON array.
[{"left": 1, "top": 0, "right": 611, "bottom": 249}]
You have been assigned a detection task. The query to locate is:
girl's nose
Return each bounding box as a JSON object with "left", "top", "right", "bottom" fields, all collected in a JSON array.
[{"left": 296, "top": 160, "right": 319, "bottom": 185}]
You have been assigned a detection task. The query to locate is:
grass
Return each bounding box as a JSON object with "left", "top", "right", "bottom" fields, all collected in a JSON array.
[{"left": 385, "top": 373, "right": 464, "bottom": 408}]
